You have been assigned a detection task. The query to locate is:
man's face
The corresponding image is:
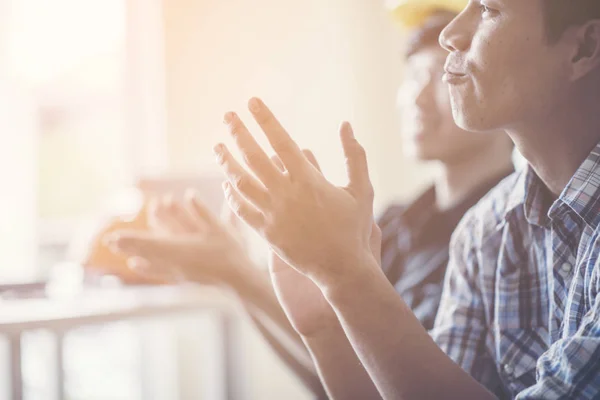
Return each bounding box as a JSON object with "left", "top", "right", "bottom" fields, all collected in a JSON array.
[
  {"left": 398, "top": 44, "right": 504, "bottom": 163},
  {"left": 439, "top": 0, "right": 570, "bottom": 132}
]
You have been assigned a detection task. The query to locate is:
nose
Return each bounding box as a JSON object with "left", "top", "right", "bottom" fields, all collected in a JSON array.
[{"left": 439, "top": 5, "right": 475, "bottom": 53}]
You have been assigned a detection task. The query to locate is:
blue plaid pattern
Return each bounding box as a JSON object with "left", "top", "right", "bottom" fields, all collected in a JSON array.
[{"left": 432, "top": 143, "right": 600, "bottom": 399}]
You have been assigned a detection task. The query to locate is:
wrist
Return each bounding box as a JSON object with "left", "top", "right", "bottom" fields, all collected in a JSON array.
[
  {"left": 322, "top": 256, "right": 425, "bottom": 338},
  {"left": 320, "top": 252, "right": 387, "bottom": 307},
  {"left": 301, "top": 318, "right": 345, "bottom": 342}
]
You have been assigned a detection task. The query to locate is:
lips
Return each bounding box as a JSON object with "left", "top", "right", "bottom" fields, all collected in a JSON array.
[
  {"left": 442, "top": 71, "right": 468, "bottom": 84},
  {"left": 444, "top": 56, "right": 469, "bottom": 84}
]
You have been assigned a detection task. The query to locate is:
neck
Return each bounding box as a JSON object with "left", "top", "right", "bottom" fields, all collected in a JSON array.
[
  {"left": 434, "top": 139, "right": 513, "bottom": 211},
  {"left": 507, "top": 92, "right": 600, "bottom": 197}
]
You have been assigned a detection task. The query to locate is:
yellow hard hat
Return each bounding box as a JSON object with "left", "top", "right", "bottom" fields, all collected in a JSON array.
[{"left": 386, "top": 0, "right": 468, "bottom": 29}]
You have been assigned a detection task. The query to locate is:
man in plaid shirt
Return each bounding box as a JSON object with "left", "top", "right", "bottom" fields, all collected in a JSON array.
[
  {"left": 432, "top": 1, "right": 600, "bottom": 396},
  {"left": 202, "top": 1, "right": 600, "bottom": 398},
  {"left": 432, "top": 149, "right": 600, "bottom": 398}
]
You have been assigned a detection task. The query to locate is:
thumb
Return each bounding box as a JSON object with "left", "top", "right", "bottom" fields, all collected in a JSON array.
[{"left": 339, "top": 122, "right": 374, "bottom": 202}]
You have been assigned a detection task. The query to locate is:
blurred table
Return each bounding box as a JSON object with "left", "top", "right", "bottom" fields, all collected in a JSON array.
[{"left": 0, "top": 285, "right": 240, "bottom": 400}]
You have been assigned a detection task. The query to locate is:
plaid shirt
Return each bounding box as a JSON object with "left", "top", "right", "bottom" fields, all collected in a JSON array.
[
  {"left": 432, "top": 143, "right": 600, "bottom": 399},
  {"left": 378, "top": 170, "right": 511, "bottom": 331}
]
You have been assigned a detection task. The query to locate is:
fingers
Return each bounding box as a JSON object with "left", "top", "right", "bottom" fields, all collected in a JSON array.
[
  {"left": 184, "top": 190, "right": 219, "bottom": 228},
  {"left": 214, "top": 143, "right": 271, "bottom": 210},
  {"left": 127, "top": 256, "right": 151, "bottom": 271},
  {"left": 146, "top": 197, "right": 163, "bottom": 231},
  {"left": 223, "top": 111, "right": 282, "bottom": 186},
  {"left": 270, "top": 155, "right": 285, "bottom": 172},
  {"left": 147, "top": 195, "right": 202, "bottom": 234},
  {"left": 247, "top": 98, "right": 306, "bottom": 176},
  {"left": 106, "top": 231, "right": 180, "bottom": 262},
  {"left": 339, "top": 122, "right": 374, "bottom": 202},
  {"left": 302, "top": 149, "right": 322, "bottom": 173},
  {"left": 106, "top": 231, "right": 195, "bottom": 283},
  {"left": 147, "top": 196, "right": 183, "bottom": 234},
  {"left": 161, "top": 195, "right": 199, "bottom": 233},
  {"left": 127, "top": 256, "right": 185, "bottom": 283},
  {"left": 222, "top": 181, "right": 265, "bottom": 230},
  {"left": 272, "top": 150, "right": 321, "bottom": 175}
]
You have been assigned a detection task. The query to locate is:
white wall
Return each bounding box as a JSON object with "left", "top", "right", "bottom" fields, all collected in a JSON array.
[
  {"left": 0, "top": 83, "right": 38, "bottom": 284},
  {"left": 0, "top": 0, "right": 38, "bottom": 281},
  {"left": 163, "top": 0, "right": 434, "bottom": 214}
]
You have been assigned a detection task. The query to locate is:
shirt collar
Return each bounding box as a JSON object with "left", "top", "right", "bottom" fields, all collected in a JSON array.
[
  {"left": 401, "top": 186, "right": 437, "bottom": 229},
  {"left": 505, "top": 142, "right": 600, "bottom": 229},
  {"left": 551, "top": 142, "right": 600, "bottom": 230},
  {"left": 504, "top": 166, "right": 550, "bottom": 226}
]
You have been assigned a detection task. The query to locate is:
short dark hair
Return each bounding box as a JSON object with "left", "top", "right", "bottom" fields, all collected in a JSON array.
[
  {"left": 544, "top": 1, "right": 600, "bottom": 43},
  {"left": 404, "top": 10, "right": 456, "bottom": 59}
]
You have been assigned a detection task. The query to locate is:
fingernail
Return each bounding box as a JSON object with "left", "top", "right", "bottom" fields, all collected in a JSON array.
[
  {"left": 248, "top": 98, "right": 261, "bottom": 113},
  {"left": 223, "top": 112, "right": 235, "bottom": 124}
]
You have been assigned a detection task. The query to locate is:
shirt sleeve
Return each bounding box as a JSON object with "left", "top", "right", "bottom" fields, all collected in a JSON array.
[
  {"left": 517, "top": 290, "right": 600, "bottom": 399},
  {"left": 431, "top": 213, "right": 504, "bottom": 396}
]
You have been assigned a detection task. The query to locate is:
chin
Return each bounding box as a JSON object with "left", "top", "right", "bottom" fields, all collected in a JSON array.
[
  {"left": 449, "top": 90, "right": 498, "bottom": 132},
  {"left": 451, "top": 106, "right": 499, "bottom": 133}
]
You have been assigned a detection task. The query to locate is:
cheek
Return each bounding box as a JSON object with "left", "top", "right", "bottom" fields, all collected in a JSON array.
[
  {"left": 470, "top": 24, "right": 549, "bottom": 96},
  {"left": 471, "top": 24, "right": 524, "bottom": 84}
]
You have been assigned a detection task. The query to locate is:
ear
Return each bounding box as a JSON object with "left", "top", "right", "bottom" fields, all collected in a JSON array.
[{"left": 568, "top": 20, "right": 600, "bottom": 82}]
